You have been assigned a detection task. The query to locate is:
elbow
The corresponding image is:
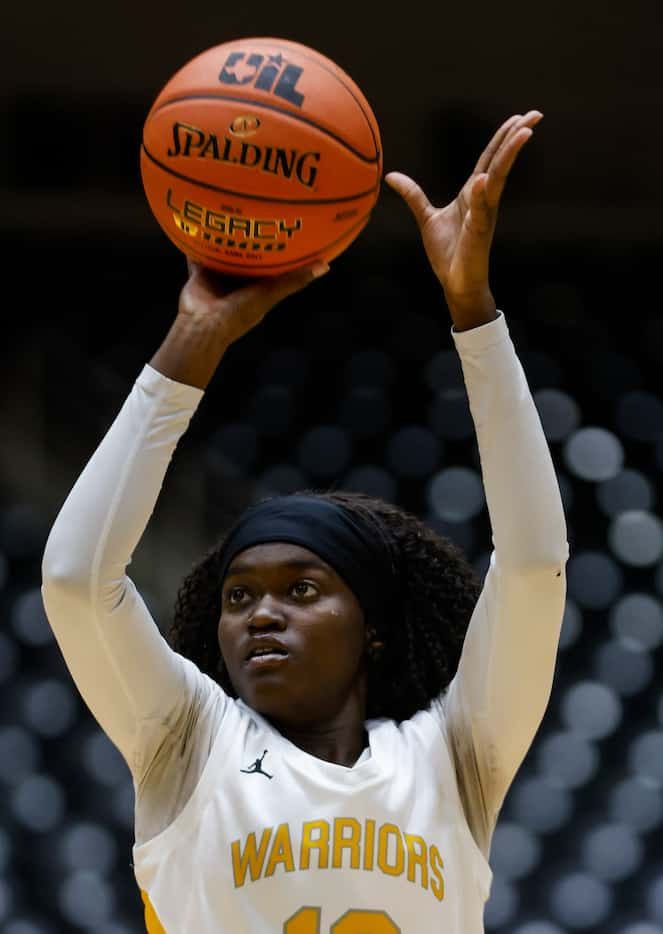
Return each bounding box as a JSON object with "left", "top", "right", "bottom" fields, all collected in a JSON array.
[
  {"left": 532, "top": 544, "right": 569, "bottom": 579},
  {"left": 501, "top": 527, "right": 569, "bottom": 579},
  {"left": 41, "top": 558, "right": 91, "bottom": 613},
  {"left": 41, "top": 523, "right": 99, "bottom": 606},
  {"left": 42, "top": 528, "right": 129, "bottom": 615},
  {"left": 42, "top": 554, "right": 128, "bottom": 618},
  {"left": 41, "top": 533, "right": 88, "bottom": 596},
  {"left": 499, "top": 552, "right": 568, "bottom": 594}
]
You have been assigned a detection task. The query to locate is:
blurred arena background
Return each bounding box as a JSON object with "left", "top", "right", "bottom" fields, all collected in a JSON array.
[{"left": 2, "top": 1, "right": 663, "bottom": 931}]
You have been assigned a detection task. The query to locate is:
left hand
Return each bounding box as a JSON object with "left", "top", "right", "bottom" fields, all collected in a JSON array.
[{"left": 385, "top": 110, "right": 542, "bottom": 322}]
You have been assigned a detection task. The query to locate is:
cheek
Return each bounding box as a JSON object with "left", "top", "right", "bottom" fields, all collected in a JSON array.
[
  {"left": 217, "top": 614, "right": 236, "bottom": 661},
  {"left": 318, "top": 603, "right": 365, "bottom": 658}
]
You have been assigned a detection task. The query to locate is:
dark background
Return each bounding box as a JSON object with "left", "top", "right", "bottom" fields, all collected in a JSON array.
[{"left": 1, "top": 2, "right": 663, "bottom": 932}]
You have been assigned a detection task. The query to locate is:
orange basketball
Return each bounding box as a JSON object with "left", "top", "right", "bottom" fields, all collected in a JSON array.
[{"left": 140, "top": 37, "right": 382, "bottom": 277}]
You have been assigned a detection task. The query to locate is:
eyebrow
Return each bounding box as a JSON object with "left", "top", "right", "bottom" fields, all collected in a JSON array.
[{"left": 225, "top": 556, "right": 331, "bottom": 579}]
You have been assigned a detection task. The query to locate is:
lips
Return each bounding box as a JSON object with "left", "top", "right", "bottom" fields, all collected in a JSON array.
[
  {"left": 244, "top": 639, "right": 289, "bottom": 662},
  {"left": 246, "top": 652, "right": 289, "bottom": 671}
]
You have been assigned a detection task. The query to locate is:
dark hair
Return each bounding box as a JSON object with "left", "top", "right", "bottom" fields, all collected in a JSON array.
[{"left": 167, "top": 490, "right": 481, "bottom": 722}]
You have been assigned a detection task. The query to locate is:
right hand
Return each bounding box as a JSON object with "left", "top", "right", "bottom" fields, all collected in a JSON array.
[{"left": 179, "top": 258, "right": 330, "bottom": 347}]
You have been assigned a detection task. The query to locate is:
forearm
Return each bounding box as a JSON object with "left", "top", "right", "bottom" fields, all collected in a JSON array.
[
  {"left": 453, "top": 313, "right": 567, "bottom": 566},
  {"left": 149, "top": 311, "right": 233, "bottom": 390}
]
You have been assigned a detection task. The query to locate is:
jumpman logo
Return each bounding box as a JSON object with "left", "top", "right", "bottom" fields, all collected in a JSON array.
[{"left": 240, "top": 749, "right": 273, "bottom": 779}]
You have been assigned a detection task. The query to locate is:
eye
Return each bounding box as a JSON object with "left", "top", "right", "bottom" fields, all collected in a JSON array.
[
  {"left": 290, "top": 580, "right": 318, "bottom": 599},
  {"left": 226, "top": 586, "right": 248, "bottom": 606}
]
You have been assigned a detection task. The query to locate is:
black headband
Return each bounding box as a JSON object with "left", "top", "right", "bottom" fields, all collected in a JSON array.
[{"left": 217, "top": 495, "right": 401, "bottom": 623}]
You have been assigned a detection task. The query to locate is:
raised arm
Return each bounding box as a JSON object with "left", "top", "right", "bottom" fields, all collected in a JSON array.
[
  {"left": 387, "top": 113, "right": 569, "bottom": 853},
  {"left": 41, "top": 261, "right": 327, "bottom": 777},
  {"left": 41, "top": 367, "right": 206, "bottom": 775}
]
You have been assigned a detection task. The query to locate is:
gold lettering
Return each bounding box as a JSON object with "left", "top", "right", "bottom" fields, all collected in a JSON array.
[
  {"left": 300, "top": 819, "right": 330, "bottom": 870},
  {"left": 231, "top": 828, "right": 272, "bottom": 887},
  {"left": 405, "top": 833, "right": 428, "bottom": 888},
  {"left": 183, "top": 200, "right": 202, "bottom": 223},
  {"left": 429, "top": 844, "right": 445, "bottom": 901},
  {"left": 265, "top": 822, "right": 295, "bottom": 877},
  {"left": 377, "top": 823, "right": 404, "bottom": 877},
  {"left": 230, "top": 818, "right": 445, "bottom": 901},
  {"left": 254, "top": 219, "right": 277, "bottom": 240},
  {"left": 166, "top": 188, "right": 181, "bottom": 212},
  {"left": 228, "top": 216, "right": 252, "bottom": 238},
  {"left": 203, "top": 210, "right": 226, "bottom": 232},
  {"left": 363, "top": 818, "right": 375, "bottom": 870},
  {"left": 173, "top": 215, "right": 198, "bottom": 236},
  {"left": 332, "top": 818, "right": 361, "bottom": 869},
  {"left": 278, "top": 218, "right": 302, "bottom": 239}
]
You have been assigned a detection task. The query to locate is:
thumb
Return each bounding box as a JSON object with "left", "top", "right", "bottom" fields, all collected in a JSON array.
[{"left": 385, "top": 171, "right": 435, "bottom": 228}]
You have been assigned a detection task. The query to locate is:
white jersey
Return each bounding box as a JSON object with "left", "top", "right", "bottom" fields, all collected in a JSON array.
[
  {"left": 134, "top": 672, "right": 491, "bottom": 933},
  {"left": 41, "top": 312, "right": 569, "bottom": 933}
]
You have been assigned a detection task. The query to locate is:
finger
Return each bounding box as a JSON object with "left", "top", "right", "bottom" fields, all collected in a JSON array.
[
  {"left": 473, "top": 114, "right": 522, "bottom": 174},
  {"left": 484, "top": 125, "right": 534, "bottom": 208},
  {"left": 186, "top": 257, "right": 201, "bottom": 279},
  {"left": 384, "top": 172, "right": 435, "bottom": 227},
  {"left": 475, "top": 110, "right": 542, "bottom": 175},
  {"left": 484, "top": 111, "right": 543, "bottom": 176}
]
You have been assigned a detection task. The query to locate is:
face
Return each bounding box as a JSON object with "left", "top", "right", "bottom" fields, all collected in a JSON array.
[{"left": 218, "top": 542, "right": 367, "bottom": 726}]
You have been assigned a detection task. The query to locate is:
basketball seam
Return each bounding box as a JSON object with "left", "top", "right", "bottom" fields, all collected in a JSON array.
[
  {"left": 232, "top": 38, "right": 381, "bottom": 157},
  {"left": 147, "top": 93, "right": 381, "bottom": 165},
  {"left": 168, "top": 211, "right": 372, "bottom": 270},
  {"left": 141, "top": 143, "right": 381, "bottom": 206}
]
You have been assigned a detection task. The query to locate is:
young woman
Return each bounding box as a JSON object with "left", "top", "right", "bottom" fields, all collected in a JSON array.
[{"left": 41, "top": 110, "right": 568, "bottom": 933}]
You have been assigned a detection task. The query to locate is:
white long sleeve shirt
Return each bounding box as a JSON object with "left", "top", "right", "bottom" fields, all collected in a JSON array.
[{"left": 41, "top": 311, "right": 568, "bottom": 933}]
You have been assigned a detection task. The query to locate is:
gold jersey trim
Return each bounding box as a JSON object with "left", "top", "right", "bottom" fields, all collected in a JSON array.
[{"left": 141, "top": 888, "right": 167, "bottom": 934}]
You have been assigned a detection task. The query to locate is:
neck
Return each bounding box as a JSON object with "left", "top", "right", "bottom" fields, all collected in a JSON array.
[
  {"left": 276, "top": 718, "right": 369, "bottom": 767},
  {"left": 271, "top": 681, "right": 368, "bottom": 767}
]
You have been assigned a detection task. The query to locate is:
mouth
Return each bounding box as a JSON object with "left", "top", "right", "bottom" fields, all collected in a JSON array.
[
  {"left": 245, "top": 651, "right": 289, "bottom": 670},
  {"left": 244, "top": 644, "right": 289, "bottom": 669},
  {"left": 246, "top": 649, "right": 288, "bottom": 669}
]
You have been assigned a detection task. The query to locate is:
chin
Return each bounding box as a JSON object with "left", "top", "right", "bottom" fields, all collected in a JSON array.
[
  {"left": 236, "top": 676, "right": 294, "bottom": 714},
  {"left": 247, "top": 694, "right": 302, "bottom": 726}
]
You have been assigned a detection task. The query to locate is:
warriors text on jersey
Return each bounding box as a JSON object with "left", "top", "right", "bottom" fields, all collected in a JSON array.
[{"left": 41, "top": 312, "right": 568, "bottom": 933}]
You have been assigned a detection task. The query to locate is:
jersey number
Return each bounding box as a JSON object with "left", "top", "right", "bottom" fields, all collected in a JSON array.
[{"left": 284, "top": 906, "right": 399, "bottom": 933}]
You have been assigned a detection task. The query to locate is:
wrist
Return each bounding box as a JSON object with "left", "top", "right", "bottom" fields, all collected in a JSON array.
[
  {"left": 176, "top": 305, "right": 234, "bottom": 344},
  {"left": 445, "top": 289, "right": 497, "bottom": 332},
  {"left": 150, "top": 313, "right": 232, "bottom": 390}
]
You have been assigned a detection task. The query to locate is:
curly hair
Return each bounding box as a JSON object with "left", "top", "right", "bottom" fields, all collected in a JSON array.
[{"left": 167, "top": 490, "right": 481, "bottom": 723}]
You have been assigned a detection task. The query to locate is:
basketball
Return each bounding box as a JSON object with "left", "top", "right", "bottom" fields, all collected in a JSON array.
[{"left": 140, "top": 37, "right": 382, "bottom": 277}]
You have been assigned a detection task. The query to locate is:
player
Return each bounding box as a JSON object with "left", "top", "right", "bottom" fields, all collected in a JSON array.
[{"left": 41, "top": 110, "right": 568, "bottom": 933}]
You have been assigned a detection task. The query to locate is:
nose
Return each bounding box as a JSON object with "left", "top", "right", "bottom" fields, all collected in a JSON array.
[{"left": 248, "top": 595, "right": 287, "bottom": 631}]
